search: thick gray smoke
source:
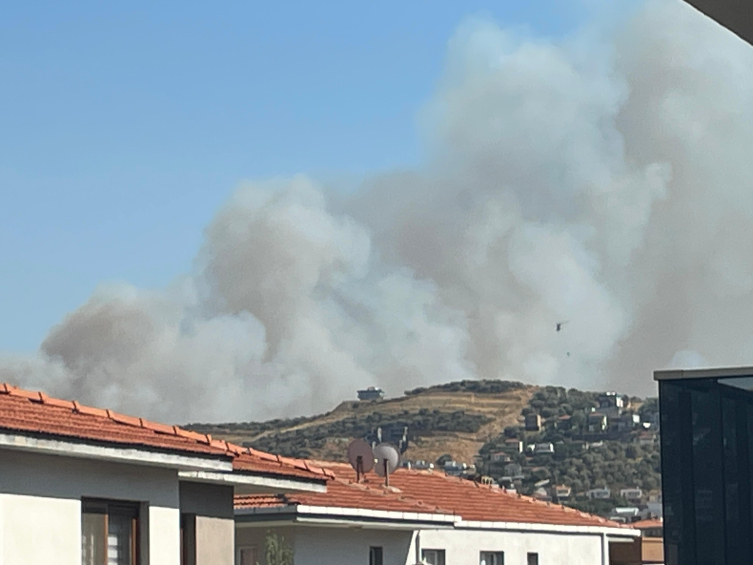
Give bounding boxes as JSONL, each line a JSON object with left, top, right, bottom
{"left": 2, "top": 0, "right": 752, "bottom": 422}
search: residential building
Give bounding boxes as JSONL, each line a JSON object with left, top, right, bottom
{"left": 489, "top": 452, "right": 511, "bottom": 464}
{"left": 597, "top": 392, "right": 625, "bottom": 418}
{"left": 610, "top": 413, "right": 641, "bottom": 433}
{"left": 587, "top": 487, "right": 611, "bottom": 500}
{"left": 619, "top": 487, "right": 643, "bottom": 502}
{"left": 533, "top": 443, "right": 554, "bottom": 455}
{"left": 556, "top": 414, "right": 572, "bottom": 431}
{"left": 236, "top": 462, "right": 638, "bottom": 565}
{"left": 0, "top": 383, "right": 329, "bottom": 565}
{"left": 610, "top": 519, "right": 664, "bottom": 565}
{"left": 587, "top": 413, "right": 607, "bottom": 433}
{"left": 524, "top": 413, "right": 541, "bottom": 432}
{"left": 502, "top": 439, "right": 523, "bottom": 453}
{"left": 636, "top": 432, "right": 657, "bottom": 447}
{"left": 503, "top": 463, "right": 523, "bottom": 478}
{"left": 554, "top": 485, "right": 571, "bottom": 500}
{"left": 357, "top": 387, "right": 385, "bottom": 402}
{"left": 610, "top": 507, "right": 641, "bottom": 523}
{"left": 655, "top": 365, "right": 753, "bottom": 564}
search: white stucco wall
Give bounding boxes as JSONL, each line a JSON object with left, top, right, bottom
{"left": 236, "top": 523, "right": 613, "bottom": 565}
{"left": 417, "top": 527, "right": 605, "bottom": 565}
{"left": 236, "top": 525, "right": 415, "bottom": 565}
{"left": 0, "top": 448, "right": 181, "bottom": 565}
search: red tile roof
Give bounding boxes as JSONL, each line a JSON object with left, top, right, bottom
{"left": 236, "top": 476, "right": 452, "bottom": 515}
{"left": 237, "top": 461, "right": 630, "bottom": 529}
{"left": 633, "top": 518, "right": 663, "bottom": 530}
{"left": 0, "top": 384, "right": 331, "bottom": 482}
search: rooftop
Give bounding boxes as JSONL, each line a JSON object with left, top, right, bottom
{"left": 237, "top": 461, "right": 631, "bottom": 530}
{"left": 0, "top": 383, "right": 332, "bottom": 482}
{"left": 654, "top": 365, "right": 753, "bottom": 381}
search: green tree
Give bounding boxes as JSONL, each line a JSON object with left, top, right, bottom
{"left": 262, "top": 531, "right": 294, "bottom": 565}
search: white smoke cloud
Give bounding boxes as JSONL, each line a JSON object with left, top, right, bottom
{"left": 2, "top": 0, "right": 752, "bottom": 422}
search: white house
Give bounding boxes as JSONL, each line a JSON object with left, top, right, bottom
{"left": 586, "top": 487, "right": 611, "bottom": 500}
{"left": 0, "top": 383, "right": 328, "bottom": 565}
{"left": 236, "top": 462, "right": 638, "bottom": 565}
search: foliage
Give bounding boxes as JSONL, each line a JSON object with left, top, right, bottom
{"left": 241, "top": 409, "right": 493, "bottom": 458}
{"left": 262, "top": 531, "right": 294, "bottom": 565}
{"left": 405, "top": 380, "right": 527, "bottom": 396}
{"left": 478, "top": 387, "right": 661, "bottom": 514}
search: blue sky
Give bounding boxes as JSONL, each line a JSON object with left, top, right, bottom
{"left": 1, "top": 1, "right": 595, "bottom": 353}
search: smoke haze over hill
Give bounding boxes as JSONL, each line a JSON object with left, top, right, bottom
{"left": 2, "top": 0, "right": 753, "bottom": 422}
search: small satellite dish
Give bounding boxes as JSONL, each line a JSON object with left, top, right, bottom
{"left": 347, "top": 439, "right": 374, "bottom": 483}
{"left": 373, "top": 443, "right": 400, "bottom": 486}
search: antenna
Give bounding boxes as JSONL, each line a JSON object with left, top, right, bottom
{"left": 347, "top": 439, "right": 374, "bottom": 483}
{"left": 373, "top": 443, "right": 400, "bottom": 487}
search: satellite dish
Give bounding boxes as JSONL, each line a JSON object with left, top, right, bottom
{"left": 373, "top": 443, "right": 400, "bottom": 486}
{"left": 347, "top": 439, "right": 374, "bottom": 482}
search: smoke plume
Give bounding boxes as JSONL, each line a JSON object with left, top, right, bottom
{"left": 2, "top": 0, "right": 753, "bottom": 422}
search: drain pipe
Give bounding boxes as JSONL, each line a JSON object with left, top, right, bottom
{"left": 601, "top": 532, "right": 608, "bottom": 565}
{"left": 415, "top": 530, "right": 422, "bottom": 565}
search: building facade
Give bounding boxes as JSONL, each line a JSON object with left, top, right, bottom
{"left": 656, "top": 366, "right": 753, "bottom": 565}
{"left": 0, "top": 383, "right": 328, "bottom": 565}
{"left": 236, "top": 462, "right": 638, "bottom": 565}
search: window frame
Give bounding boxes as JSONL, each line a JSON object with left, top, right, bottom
{"left": 527, "top": 552, "right": 539, "bottom": 565}
{"left": 479, "top": 550, "right": 504, "bottom": 565}
{"left": 369, "top": 546, "right": 384, "bottom": 565}
{"left": 422, "top": 548, "right": 446, "bottom": 565}
{"left": 236, "top": 545, "right": 258, "bottom": 565}
{"left": 81, "top": 498, "right": 141, "bottom": 565}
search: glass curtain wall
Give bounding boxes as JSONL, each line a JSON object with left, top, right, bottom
{"left": 660, "top": 378, "right": 753, "bottom": 565}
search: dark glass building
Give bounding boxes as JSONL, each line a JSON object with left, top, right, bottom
{"left": 656, "top": 367, "right": 753, "bottom": 565}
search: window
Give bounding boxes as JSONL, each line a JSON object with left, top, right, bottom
{"left": 369, "top": 546, "right": 383, "bottom": 565}
{"left": 237, "top": 546, "right": 257, "bottom": 565}
{"left": 479, "top": 551, "right": 504, "bottom": 565}
{"left": 181, "top": 514, "right": 196, "bottom": 565}
{"left": 422, "top": 549, "right": 445, "bottom": 565}
{"left": 527, "top": 553, "right": 539, "bottom": 565}
{"left": 82, "top": 499, "right": 140, "bottom": 565}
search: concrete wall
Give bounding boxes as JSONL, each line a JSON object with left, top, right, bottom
{"left": 236, "top": 525, "right": 414, "bottom": 565}
{"left": 417, "top": 528, "right": 605, "bottom": 565}
{"left": 0, "top": 448, "right": 181, "bottom": 565}
{"left": 180, "top": 483, "right": 235, "bottom": 565}
{"left": 237, "top": 523, "right": 611, "bottom": 565}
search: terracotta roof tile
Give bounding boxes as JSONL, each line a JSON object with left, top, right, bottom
{"left": 236, "top": 476, "right": 453, "bottom": 515}
{"left": 239, "top": 461, "right": 629, "bottom": 529}
{"left": 0, "top": 383, "right": 329, "bottom": 483}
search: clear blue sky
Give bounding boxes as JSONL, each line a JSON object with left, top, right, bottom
{"left": 1, "top": 1, "right": 594, "bottom": 353}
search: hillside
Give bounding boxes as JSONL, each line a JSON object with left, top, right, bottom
{"left": 187, "top": 380, "right": 661, "bottom": 515}
{"left": 188, "top": 380, "right": 534, "bottom": 464}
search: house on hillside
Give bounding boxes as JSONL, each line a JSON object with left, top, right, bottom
{"left": 587, "top": 413, "right": 608, "bottom": 433}
{"left": 554, "top": 485, "right": 572, "bottom": 500}
{"left": 597, "top": 392, "right": 626, "bottom": 418}
{"left": 235, "top": 462, "right": 638, "bottom": 565}
{"left": 610, "top": 413, "right": 641, "bottom": 433}
{"left": 357, "top": 387, "right": 385, "bottom": 402}
{"left": 533, "top": 443, "right": 554, "bottom": 455}
{"left": 587, "top": 487, "right": 611, "bottom": 500}
{"left": 620, "top": 487, "right": 643, "bottom": 502}
{"left": 524, "top": 413, "right": 542, "bottom": 431}
{"left": 0, "top": 383, "right": 328, "bottom": 565}
{"left": 637, "top": 432, "right": 657, "bottom": 447}
{"left": 490, "top": 451, "right": 511, "bottom": 464}
{"left": 502, "top": 439, "right": 523, "bottom": 453}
